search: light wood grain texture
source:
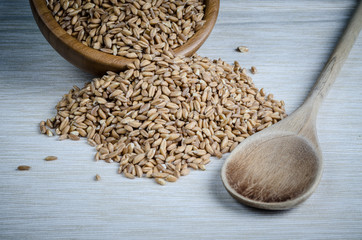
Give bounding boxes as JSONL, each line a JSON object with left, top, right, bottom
{"left": 1, "top": 0, "right": 362, "bottom": 239}
{"left": 29, "top": 0, "right": 219, "bottom": 76}
{"left": 222, "top": 2, "right": 362, "bottom": 210}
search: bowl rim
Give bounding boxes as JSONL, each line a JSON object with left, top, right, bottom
{"left": 30, "top": 0, "right": 220, "bottom": 75}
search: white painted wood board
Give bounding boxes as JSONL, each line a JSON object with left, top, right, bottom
{"left": 0, "top": 1, "right": 361, "bottom": 239}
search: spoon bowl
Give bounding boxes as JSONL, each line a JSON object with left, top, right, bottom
{"left": 221, "top": 3, "right": 362, "bottom": 210}
{"left": 221, "top": 122, "right": 323, "bottom": 210}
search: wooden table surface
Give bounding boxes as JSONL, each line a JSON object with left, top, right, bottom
{"left": 1, "top": 1, "right": 361, "bottom": 239}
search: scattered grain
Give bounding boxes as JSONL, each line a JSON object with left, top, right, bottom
{"left": 237, "top": 46, "right": 249, "bottom": 53}
{"left": 17, "top": 165, "right": 31, "bottom": 171}
{"left": 251, "top": 66, "right": 257, "bottom": 74}
{"left": 44, "top": 156, "right": 58, "bottom": 161}
{"left": 95, "top": 174, "right": 101, "bottom": 181}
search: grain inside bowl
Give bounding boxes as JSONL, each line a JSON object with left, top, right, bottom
{"left": 40, "top": 53, "right": 287, "bottom": 185}
{"left": 46, "top": 0, "right": 206, "bottom": 58}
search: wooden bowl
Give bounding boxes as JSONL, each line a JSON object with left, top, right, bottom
{"left": 29, "top": 0, "right": 220, "bottom": 76}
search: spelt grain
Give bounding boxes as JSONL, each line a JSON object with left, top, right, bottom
{"left": 17, "top": 165, "right": 31, "bottom": 171}
{"left": 251, "top": 66, "right": 257, "bottom": 74}
{"left": 238, "top": 46, "right": 249, "bottom": 53}
{"left": 155, "top": 178, "right": 166, "bottom": 185}
{"left": 40, "top": 53, "right": 287, "bottom": 185}
{"left": 44, "top": 156, "right": 58, "bottom": 161}
{"left": 95, "top": 174, "right": 101, "bottom": 181}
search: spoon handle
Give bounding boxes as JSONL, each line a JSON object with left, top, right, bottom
{"left": 307, "top": 2, "right": 362, "bottom": 109}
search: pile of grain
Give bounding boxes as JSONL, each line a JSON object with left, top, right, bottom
{"left": 40, "top": 53, "right": 286, "bottom": 184}
{"left": 46, "top": 0, "right": 205, "bottom": 57}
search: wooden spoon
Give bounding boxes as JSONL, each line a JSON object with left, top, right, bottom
{"left": 221, "top": 3, "right": 362, "bottom": 210}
